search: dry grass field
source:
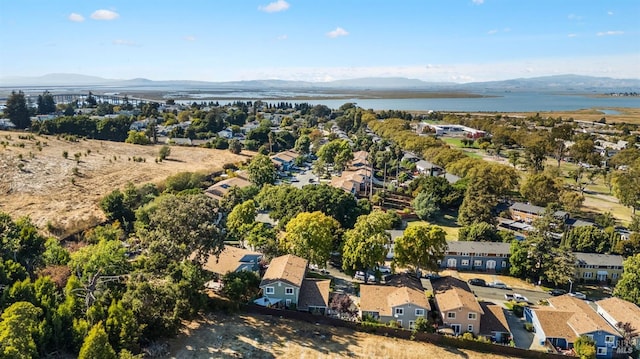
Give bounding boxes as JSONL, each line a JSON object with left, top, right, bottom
{"left": 0, "top": 130, "right": 250, "bottom": 237}
{"left": 165, "top": 313, "right": 518, "bottom": 359}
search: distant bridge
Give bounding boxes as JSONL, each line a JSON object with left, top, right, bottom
{"left": 49, "top": 93, "right": 161, "bottom": 106}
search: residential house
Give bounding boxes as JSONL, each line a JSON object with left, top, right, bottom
{"left": 270, "top": 150, "right": 300, "bottom": 171}
{"left": 359, "top": 275, "right": 430, "bottom": 330}
{"left": 479, "top": 301, "right": 512, "bottom": 344}
{"left": 330, "top": 168, "right": 369, "bottom": 196}
{"left": 258, "top": 254, "right": 330, "bottom": 313}
{"left": 217, "top": 128, "right": 233, "bottom": 139}
{"left": 415, "top": 160, "right": 443, "bottom": 176}
{"left": 201, "top": 246, "right": 262, "bottom": 278}
{"left": 433, "top": 277, "right": 484, "bottom": 336}
{"left": 596, "top": 297, "right": 640, "bottom": 353}
{"left": 509, "top": 202, "right": 569, "bottom": 224}
{"left": 525, "top": 295, "right": 621, "bottom": 358}
{"left": 440, "top": 241, "right": 511, "bottom": 272}
{"left": 574, "top": 252, "right": 624, "bottom": 284}
{"left": 204, "top": 171, "right": 252, "bottom": 201}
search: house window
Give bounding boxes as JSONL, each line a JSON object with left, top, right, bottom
{"left": 409, "top": 321, "right": 416, "bottom": 330}
{"left": 447, "top": 312, "right": 456, "bottom": 319}
{"left": 597, "top": 347, "right": 607, "bottom": 355}
{"left": 265, "top": 287, "right": 274, "bottom": 295}
{"left": 395, "top": 308, "right": 404, "bottom": 316}
{"left": 397, "top": 320, "right": 402, "bottom": 327}
{"left": 605, "top": 335, "right": 615, "bottom": 344}
{"left": 468, "top": 313, "right": 477, "bottom": 320}
{"left": 467, "top": 324, "right": 473, "bottom": 332}
{"left": 474, "top": 260, "right": 482, "bottom": 267}
{"left": 584, "top": 272, "right": 593, "bottom": 278}
{"left": 415, "top": 309, "right": 425, "bottom": 316}
{"left": 285, "top": 287, "right": 294, "bottom": 295}
{"left": 285, "top": 299, "right": 291, "bottom": 307}
{"left": 461, "top": 260, "right": 470, "bottom": 266}
{"left": 612, "top": 273, "right": 619, "bottom": 279}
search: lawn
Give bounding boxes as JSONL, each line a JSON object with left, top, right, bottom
{"left": 406, "top": 213, "right": 461, "bottom": 241}
{"left": 442, "top": 137, "right": 478, "bottom": 149}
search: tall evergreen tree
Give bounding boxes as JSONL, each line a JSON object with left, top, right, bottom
{"left": 4, "top": 91, "right": 31, "bottom": 129}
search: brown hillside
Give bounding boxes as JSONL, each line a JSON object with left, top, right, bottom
{"left": 0, "top": 130, "right": 250, "bottom": 237}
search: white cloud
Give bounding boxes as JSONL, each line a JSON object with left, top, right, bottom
{"left": 568, "top": 33, "right": 577, "bottom": 38}
{"left": 567, "top": 13, "right": 583, "bottom": 20}
{"left": 91, "top": 9, "right": 120, "bottom": 21}
{"left": 112, "top": 39, "right": 138, "bottom": 46}
{"left": 184, "top": 35, "right": 196, "bottom": 42}
{"left": 327, "top": 27, "right": 349, "bottom": 38}
{"left": 68, "top": 13, "right": 84, "bottom": 22}
{"left": 258, "top": 0, "right": 290, "bottom": 13}
{"left": 472, "top": 0, "right": 484, "bottom": 4}
{"left": 607, "top": 11, "right": 614, "bottom": 15}
{"left": 487, "top": 29, "right": 498, "bottom": 35}
{"left": 597, "top": 31, "right": 624, "bottom": 36}
{"left": 277, "top": 34, "right": 288, "bottom": 40}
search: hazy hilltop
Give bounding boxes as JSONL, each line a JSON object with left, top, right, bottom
{"left": 1, "top": 73, "right": 639, "bottom": 93}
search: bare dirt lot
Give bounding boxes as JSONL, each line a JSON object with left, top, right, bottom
{"left": 166, "top": 313, "right": 517, "bottom": 359}
{"left": 0, "top": 130, "right": 250, "bottom": 237}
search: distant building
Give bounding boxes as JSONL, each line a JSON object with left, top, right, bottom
{"left": 440, "top": 241, "right": 511, "bottom": 272}
{"left": 574, "top": 252, "right": 623, "bottom": 284}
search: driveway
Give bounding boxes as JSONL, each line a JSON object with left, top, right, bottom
{"left": 292, "top": 169, "right": 318, "bottom": 189}
{"left": 503, "top": 309, "right": 547, "bottom": 351}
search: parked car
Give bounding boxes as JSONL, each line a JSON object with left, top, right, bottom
{"left": 378, "top": 265, "right": 392, "bottom": 274}
{"left": 424, "top": 272, "right": 441, "bottom": 280}
{"left": 548, "top": 288, "right": 567, "bottom": 296}
{"left": 569, "top": 292, "right": 587, "bottom": 300}
{"left": 488, "top": 281, "right": 510, "bottom": 290}
{"left": 354, "top": 271, "right": 375, "bottom": 282}
{"left": 468, "top": 278, "right": 487, "bottom": 287}
{"left": 504, "top": 293, "right": 528, "bottom": 302}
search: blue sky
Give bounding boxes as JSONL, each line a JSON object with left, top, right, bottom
{"left": 1, "top": 0, "right": 638, "bottom": 83}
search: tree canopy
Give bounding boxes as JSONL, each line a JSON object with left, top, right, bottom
{"left": 393, "top": 224, "right": 447, "bottom": 275}
{"left": 613, "top": 254, "right": 640, "bottom": 305}
{"left": 281, "top": 211, "right": 340, "bottom": 266}
{"left": 341, "top": 211, "right": 393, "bottom": 276}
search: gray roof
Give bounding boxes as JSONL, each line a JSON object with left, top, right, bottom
{"left": 574, "top": 253, "right": 623, "bottom": 267}
{"left": 443, "top": 173, "right": 461, "bottom": 184}
{"left": 509, "top": 202, "right": 545, "bottom": 215}
{"left": 445, "top": 241, "right": 511, "bottom": 256}
{"left": 415, "top": 160, "right": 439, "bottom": 170}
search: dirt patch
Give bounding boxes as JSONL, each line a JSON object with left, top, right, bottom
{"left": 165, "top": 313, "right": 516, "bottom": 359}
{"left": 0, "top": 130, "right": 250, "bottom": 237}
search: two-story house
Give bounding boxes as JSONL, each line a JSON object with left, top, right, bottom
{"left": 202, "top": 246, "right": 262, "bottom": 278}
{"left": 359, "top": 275, "right": 430, "bottom": 330}
{"left": 574, "top": 252, "right": 624, "bottom": 284}
{"left": 270, "top": 150, "right": 300, "bottom": 171}
{"left": 258, "top": 254, "right": 330, "bottom": 313}
{"left": 439, "top": 241, "right": 511, "bottom": 273}
{"left": 525, "top": 295, "right": 621, "bottom": 358}
{"left": 596, "top": 297, "right": 640, "bottom": 354}
{"left": 433, "top": 277, "right": 484, "bottom": 336}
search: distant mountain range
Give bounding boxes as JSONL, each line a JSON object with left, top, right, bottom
{"left": 1, "top": 73, "right": 639, "bottom": 92}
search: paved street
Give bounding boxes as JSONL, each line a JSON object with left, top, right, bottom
{"left": 469, "top": 284, "right": 552, "bottom": 305}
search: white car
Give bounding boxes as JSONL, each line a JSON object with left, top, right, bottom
{"left": 489, "top": 281, "right": 510, "bottom": 290}
{"left": 378, "top": 265, "right": 392, "bottom": 274}
{"left": 354, "top": 271, "right": 375, "bottom": 282}
{"left": 569, "top": 292, "right": 587, "bottom": 300}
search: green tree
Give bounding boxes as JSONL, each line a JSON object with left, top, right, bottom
{"left": 226, "top": 200, "right": 257, "bottom": 242}
{"left": 4, "top": 91, "right": 31, "bottom": 129}
{"left": 341, "top": 211, "right": 393, "bottom": 277}
{"left": 164, "top": 171, "right": 205, "bottom": 193}
{"left": 393, "top": 224, "right": 447, "bottom": 276}
{"left": 613, "top": 254, "right": 640, "bottom": 305}
{"left": 574, "top": 335, "right": 596, "bottom": 359}
{"left": 612, "top": 160, "right": 640, "bottom": 214}
{"left": 317, "top": 139, "right": 353, "bottom": 171}
{"left": 247, "top": 154, "right": 277, "bottom": 187}
{"left": 158, "top": 145, "right": 171, "bottom": 160}
{"left": 229, "top": 139, "right": 242, "bottom": 154}
{"left": 105, "top": 300, "right": 140, "bottom": 353}
{"left": 545, "top": 251, "right": 576, "bottom": 287}
{"left": 413, "top": 191, "right": 439, "bottom": 220}
{"left": 42, "top": 237, "right": 71, "bottom": 266}
{"left": 136, "top": 193, "right": 225, "bottom": 271}
{"left": 79, "top": 323, "right": 117, "bottom": 359}
{"left": 520, "top": 173, "right": 563, "bottom": 207}
{"left": 458, "top": 222, "right": 500, "bottom": 242}
{"left": 37, "top": 91, "right": 56, "bottom": 115}
{"left": 294, "top": 134, "right": 311, "bottom": 155}
{"left": 125, "top": 131, "right": 150, "bottom": 145}
{"left": 221, "top": 271, "right": 261, "bottom": 302}
{"left": 559, "top": 191, "right": 584, "bottom": 213}
{"left": 282, "top": 211, "right": 340, "bottom": 266}
{"left": 0, "top": 301, "right": 42, "bottom": 359}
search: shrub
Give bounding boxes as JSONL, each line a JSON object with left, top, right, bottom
{"left": 524, "top": 322, "right": 534, "bottom": 332}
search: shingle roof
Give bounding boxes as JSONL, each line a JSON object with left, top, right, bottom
{"left": 548, "top": 295, "right": 619, "bottom": 336}
{"left": 298, "top": 279, "right": 331, "bottom": 311}
{"left": 260, "top": 254, "right": 308, "bottom": 288}
{"left": 479, "top": 302, "right": 510, "bottom": 336}
{"left": 532, "top": 308, "right": 575, "bottom": 340}
{"left": 359, "top": 284, "right": 430, "bottom": 316}
{"left": 435, "top": 287, "right": 484, "bottom": 314}
{"left": 509, "top": 202, "right": 545, "bottom": 215}
{"left": 202, "top": 246, "right": 262, "bottom": 275}
{"left": 574, "top": 252, "right": 624, "bottom": 267}
{"left": 596, "top": 297, "right": 640, "bottom": 336}
{"left": 445, "top": 241, "right": 511, "bottom": 256}
{"left": 205, "top": 174, "right": 252, "bottom": 201}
